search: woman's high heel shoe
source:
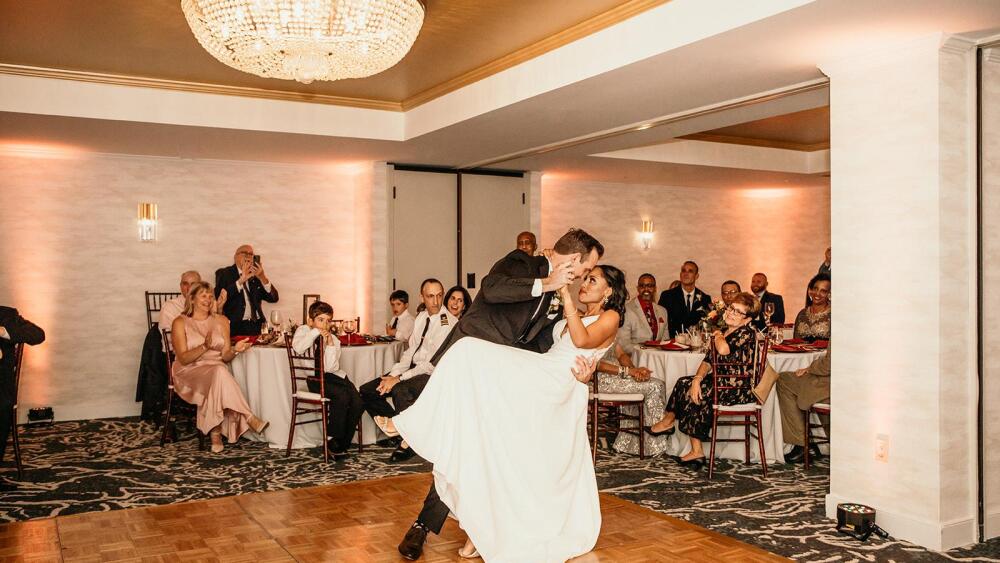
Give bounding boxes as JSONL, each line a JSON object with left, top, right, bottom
{"left": 643, "top": 424, "right": 675, "bottom": 437}
{"left": 458, "top": 543, "right": 480, "bottom": 559}
{"left": 374, "top": 416, "right": 399, "bottom": 438}
{"left": 679, "top": 456, "right": 705, "bottom": 470}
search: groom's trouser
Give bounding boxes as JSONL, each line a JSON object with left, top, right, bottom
{"left": 418, "top": 484, "right": 451, "bottom": 534}
{"left": 359, "top": 373, "right": 430, "bottom": 418}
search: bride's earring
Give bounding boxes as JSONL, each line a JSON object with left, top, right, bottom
{"left": 602, "top": 295, "right": 610, "bottom": 306}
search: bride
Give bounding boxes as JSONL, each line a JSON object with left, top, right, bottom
{"left": 376, "top": 264, "right": 627, "bottom": 563}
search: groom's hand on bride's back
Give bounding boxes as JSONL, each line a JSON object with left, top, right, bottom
{"left": 571, "top": 355, "right": 598, "bottom": 384}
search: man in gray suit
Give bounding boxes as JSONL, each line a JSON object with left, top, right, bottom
{"left": 777, "top": 346, "right": 831, "bottom": 463}
{"left": 619, "top": 273, "right": 668, "bottom": 354}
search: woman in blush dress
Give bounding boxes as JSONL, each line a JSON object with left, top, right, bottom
{"left": 171, "top": 282, "right": 268, "bottom": 453}
{"left": 376, "top": 265, "right": 628, "bottom": 563}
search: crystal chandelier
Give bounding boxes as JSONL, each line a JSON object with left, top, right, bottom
{"left": 181, "top": 0, "right": 425, "bottom": 84}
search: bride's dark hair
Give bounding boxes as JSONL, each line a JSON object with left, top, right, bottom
{"left": 596, "top": 264, "right": 628, "bottom": 327}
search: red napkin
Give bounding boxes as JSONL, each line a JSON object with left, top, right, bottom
{"left": 771, "top": 344, "right": 807, "bottom": 353}
{"left": 660, "top": 341, "right": 690, "bottom": 351}
{"left": 642, "top": 340, "right": 661, "bottom": 347}
{"left": 810, "top": 340, "right": 829, "bottom": 349}
{"left": 232, "top": 335, "right": 259, "bottom": 345}
{"left": 783, "top": 338, "right": 806, "bottom": 345}
{"left": 338, "top": 334, "right": 368, "bottom": 345}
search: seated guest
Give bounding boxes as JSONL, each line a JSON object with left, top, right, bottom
{"left": 516, "top": 231, "right": 538, "bottom": 255}
{"left": 668, "top": 279, "right": 681, "bottom": 290}
{"left": 361, "top": 278, "right": 458, "bottom": 461}
{"left": 171, "top": 282, "right": 267, "bottom": 453}
{"left": 620, "top": 273, "right": 668, "bottom": 353}
{"left": 386, "top": 290, "right": 415, "bottom": 342}
{"left": 652, "top": 293, "right": 761, "bottom": 469}
{"left": 444, "top": 286, "right": 471, "bottom": 319}
{"left": 215, "top": 244, "right": 279, "bottom": 336}
{"left": 794, "top": 273, "right": 831, "bottom": 341}
{"left": 596, "top": 343, "right": 668, "bottom": 457}
{"left": 159, "top": 271, "right": 205, "bottom": 335}
{"left": 706, "top": 280, "right": 741, "bottom": 331}
{"left": 0, "top": 306, "right": 45, "bottom": 492}
{"left": 658, "top": 261, "right": 712, "bottom": 337}
{"left": 777, "top": 346, "right": 831, "bottom": 463}
{"left": 750, "top": 272, "right": 785, "bottom": 326}
{"left": 293, "top": 301, "right": 364, "bottom": 461}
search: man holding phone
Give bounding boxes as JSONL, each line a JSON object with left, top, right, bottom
{"left": 215, "top": 244, "right": 280, "bottom": 336}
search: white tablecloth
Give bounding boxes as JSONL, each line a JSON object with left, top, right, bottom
{"left": 230, "top": 341, "right": 404, "bottom": 449}
{"left": 632, "top": 347, "right": 825, "bottom": 463}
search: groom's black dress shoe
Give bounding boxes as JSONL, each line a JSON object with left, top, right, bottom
{"left": 398, "top": 521, "right": 429, "bottom": 560}
{"left": 390, "top": 445, "right": 417, "bottom": 462}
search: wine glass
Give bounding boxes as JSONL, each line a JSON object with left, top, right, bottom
{"left": 270, "top": 310, "right": 283, "bottom": 334}
{"left": 343, "top": 319, "right": 357, "bottom": 346}
{"left": 769, "top": 325, "right": 784, "bottom": 345}
{"left": 763, "top": 302, "right": 775, "bottom": 326}
{"left": 331, "top": 319, "right": 343, "bottom": 336}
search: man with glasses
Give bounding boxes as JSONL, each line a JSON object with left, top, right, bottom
{"left": 215, "top": 244, "right": 279, "bottom": 336}
{"left": 619, "top": 273, "right": 668, "bottom": 353}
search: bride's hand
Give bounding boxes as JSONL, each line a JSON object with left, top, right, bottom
{"left": 572, "top": 355, "right": 597, "bottom": 384}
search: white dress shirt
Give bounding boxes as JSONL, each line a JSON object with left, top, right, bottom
{"left": 388, "top": 309, "right": 458, "bottom": 380}
{"left": 158, "top": 296, "right": 187, "bottom": 335}
{"left": 235, "top": 275, "right": 273, "bottom": 321}
{"left": 292, "top": 325, "right": 346, "bottom": 377}
{"left": 390, "top": 308, "right": 416, "bottom": 342}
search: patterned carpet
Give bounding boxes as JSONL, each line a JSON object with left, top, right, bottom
{"left": 1, "top": 418, "right": 999, "bottom": 562}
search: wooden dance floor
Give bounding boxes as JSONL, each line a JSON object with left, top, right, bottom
{"left": 0, "top": 473, "right": 785, "bottom": 562}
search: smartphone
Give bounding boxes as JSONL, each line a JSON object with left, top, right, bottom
{"left": 253, "top": 254, "right": 261, "bottom": 265}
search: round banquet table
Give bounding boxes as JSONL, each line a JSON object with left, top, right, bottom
{"left": 632, "top": 347, "right": 826, "bottom": 463}
{"left": 230, "top": 340, "right": 405, "bottom": 449}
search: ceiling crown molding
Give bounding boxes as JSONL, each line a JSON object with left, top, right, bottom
{"left": 0, "top": 63, "right": 403, "bottom": 111}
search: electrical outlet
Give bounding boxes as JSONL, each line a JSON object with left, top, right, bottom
{"left": 875, "top": 434, "right": 889, "bottom": 463}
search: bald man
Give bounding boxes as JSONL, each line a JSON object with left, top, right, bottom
{"left": 516, "top": 231, "right": 537, "bottom": 255}
{"left": 158, "top": 270, "right": 201, "bottom": 335}
{"left": 215, "top": 244, "right": 279, "bottom": 336}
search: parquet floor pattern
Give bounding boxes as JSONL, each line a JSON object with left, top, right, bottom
{"left": 0, "top": 473, "right": 786, "bottom": 562}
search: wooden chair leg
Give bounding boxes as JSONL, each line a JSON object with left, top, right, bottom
{"left": 744, "top": 415, "right": 751, "bottom": 463}
{"left": 708, "top": 411, "right": 719, "bottom": 479}
{"left": 321, "top": 401, "right": 330, "bottom": 463}
{"left": 286, "top": 399, "right": 297, "bottom": 457}
{"left": 356, "top": 417, "right": 364, "bottom": 453}
{"left": 638, "top": 403, "right": 645, "bottom": 460}
{"left": 160, "top": 388, "right": 174, "bottom": 447}
{"left": 803, "top": 409, "right": 811, "bottom": 469}
{"left": 12, "top": 406, "right": 23, "bottom": 480}
{"left": 755, "top": 414, "right": 768, "bottom": 478}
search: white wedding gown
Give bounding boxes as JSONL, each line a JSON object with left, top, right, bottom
{"left": 394, "top": 316, "right": 608, "bottom": 563}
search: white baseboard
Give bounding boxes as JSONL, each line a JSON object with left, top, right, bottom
{"left": 825, "top": 493, "right": 977, "bottom": 551}
{"left": 986, "top": 511, "right": 1000, "bottom": 540}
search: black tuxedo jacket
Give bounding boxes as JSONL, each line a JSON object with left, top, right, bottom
{"left": 431, "top": 250, "right": 556, "bottom": 365}
{"left": 657, "top": 285, "right": 712, "bottom": 338}
{"left": 214, "top": 265, "right": 279, "bottom": 326}
{"left": 755, "top": 291, "right": 786, "bottom": 328}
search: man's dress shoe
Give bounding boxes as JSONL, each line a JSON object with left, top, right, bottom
{"left": 398, "top": 522, "right": 428, "bottom": 560}
{"left": 390, "top": 445, "right": 417, "bottom": 462}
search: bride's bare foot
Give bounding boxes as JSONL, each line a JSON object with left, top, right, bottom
{"left": 458, "top": 537, "right": 479, "bottom": 559}
{"left": 373, "top": 416, "right": 399, "bottom": 437}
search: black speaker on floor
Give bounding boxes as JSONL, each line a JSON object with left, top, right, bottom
{"left": 26, "top": 406, "right": 54, "bottom": 427}
{"left": 836, "top": 503, "right": 889, "bottom": 541}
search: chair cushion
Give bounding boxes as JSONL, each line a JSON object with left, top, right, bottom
{"left": 293, "top": 391, "right": 324, "bottom": 401}
{"left": 811, "top": 402, "right": 831, "bottom": 412}
{"left": 713, "top": 402, "right": 760, "bottom": 412}
{"left": 595, "top": 393, "right": 645, "bottom": 402}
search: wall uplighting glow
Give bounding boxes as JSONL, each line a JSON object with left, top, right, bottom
{"left": 639, "top": 219, "right": 654, "bottom": 250}
{"left": 137, "top": 203, "right": 158, "bottom": 242}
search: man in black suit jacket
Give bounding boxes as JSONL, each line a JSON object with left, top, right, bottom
{"left": 397, "top": 228, "right": 604, "bottom": 561}
{"left": 750, "top": 272, "right": 786, "bottom": 327}
{"left": 0, "top": 306, "right": 45, "bottom": 491}
{"left": 215, "top": 244, "right": 279, "bottom": 336}
{"left": 657, "top": 260, "right": 712, "bottom": 338}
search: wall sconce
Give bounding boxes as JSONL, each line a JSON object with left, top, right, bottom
{"left": 639, "top": 220, "right": 654, "bottom": 250}
{"left": 138, "top": 203, "right": 158, "bottom": 242}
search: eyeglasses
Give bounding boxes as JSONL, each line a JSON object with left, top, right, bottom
{"left": 725, "top": 306, "right": 748, "bottom": 318}
{"left": 721, "top": 289, "right": 739, "bottom": 296}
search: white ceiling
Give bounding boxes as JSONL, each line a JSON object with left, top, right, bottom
{"left": 1, "top": 0, "right": 998, "bottom": 189}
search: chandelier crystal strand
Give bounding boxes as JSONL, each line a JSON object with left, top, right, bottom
{"left": 181, "top": 0, "right": 424, "bottom": 84}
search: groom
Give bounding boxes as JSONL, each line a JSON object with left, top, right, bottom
{"left": 397, "top": 227, "right": 605, "bottom": 560}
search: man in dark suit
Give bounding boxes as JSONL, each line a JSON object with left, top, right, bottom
{"left": 750, "top": 272, "right": 786, "bottom": 327}
{"left": 0, "top": 306, "right": 45, "bottom": 491}
{"left": 396, "top": 228, "right": 604, "bottom": 561}
{"left": 657, "top": 260, "right": 712, "bottom": 338}
{"left": 215, "top": 244, "right": 279, "bottom": 336}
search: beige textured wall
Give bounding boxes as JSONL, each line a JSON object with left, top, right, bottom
{"left": 540, "top": 178, "right": 830, "bottom": 309}
{"left": 982, "top": 49, "right": 1000, "bottom": 540}
{"left": 0, "top": 151, "right": 369, "bottom": 422}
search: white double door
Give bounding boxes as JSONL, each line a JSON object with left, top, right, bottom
{"left": 390, "top": 168, "right": 530, "bottom": 303}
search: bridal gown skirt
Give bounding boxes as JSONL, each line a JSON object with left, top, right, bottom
{"left": 394, "top": 337, "right": 601, "bottom": 563}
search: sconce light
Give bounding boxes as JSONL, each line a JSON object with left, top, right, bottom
{"left": 138, "top": 203, "right": 158, "bottom": 242}
{"left": 639, "top": 220, "right": 654, "bottom": 250}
